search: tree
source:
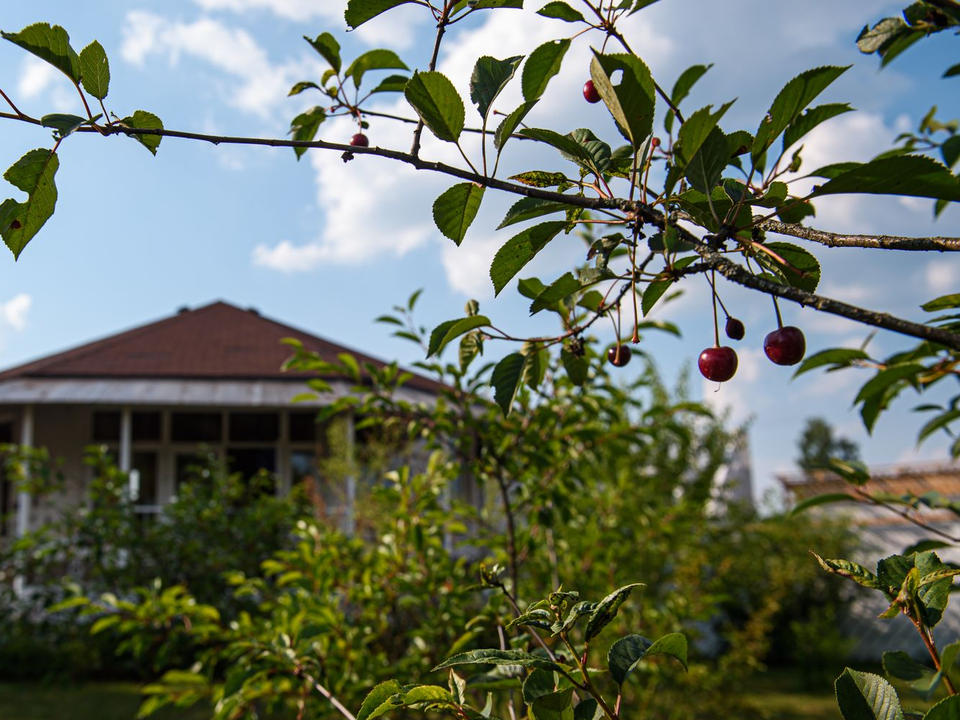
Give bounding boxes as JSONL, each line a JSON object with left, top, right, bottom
{"left": 1, "top": 2, "right": 960, "bottom": 719}
{"left": 796, "top": 417, "right": 860, "bottom": 472}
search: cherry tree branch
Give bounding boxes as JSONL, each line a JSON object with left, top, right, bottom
{"left": 761, "top": 220, "right": 960, "bottom": 252}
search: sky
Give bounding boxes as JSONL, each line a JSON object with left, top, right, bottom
{"left": 0, "top": 0, "right": 958, "bottom": 500}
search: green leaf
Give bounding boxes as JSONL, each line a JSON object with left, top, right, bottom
{"left": 684, "top": 127, "right": 728, "bottom": 193}
{"left": 522, "top": 40, "right": 571, "bottom": 103}
{"left": 585, "top": 583, "right": 643, "bottom": 641}
{"left": 47, "top": 596, "right": 91, "bottom": 613}
{"left": 79, "top": 40, "right": 109, "bottom": 99}
{"left": 537, "top": 2, "right": 584, "bottom": 22}
{"left": 530, "top": 273, "right": 579, "bottom": 314}
{"left": 427, "top": 316, "right": 490, "bottom": 357}
{"left": 289, "top": 81, "right": 321, "bottom": 96}
{"left": 491, "top": 353, "right": 526, "bottom": 416}
{"left": 589, "top": 51, "right": 655, "bottom": 149}
{"left": 370, "top": 74, "right": 409, "bottom": 94}
{"left": 676, "top": 102, "right": 734, "bottom": 167}
{"left": 495, "top": 101, "right": 537, "bottom": 152}
{"left": 523, "top": 669, "right": 559, "bottom": 704}
{"left": 289, "top": 107, "right": 326, "bottom": 159}
{"left": 120, "top": 110, "right": 164, "bottom": 155}
{"left": 304, "top": 33, "right": 341, "bottom": 71}
{"left": 345, "top": 0, "right": 417, "bottom": 29}
{"left": 490, "top": 221, "right": 567, "bottom": 295}
{"left": 561, "top": 348, "right": 588, "bottom": 386}
{"left": 793, "top": 348, "right": 869, "bottom": 378}
{"left": 645, "top": 633, "right": 688, "bottom": 671}
{"left": 404, "top": 71, "right": 465, "bottom": 143}
{"left": 41, "top": 113, "right": 91, "bottom": 138}
{"left": 641, "top": 257, "right": 696, "bottom": 315}
{"left": 471, "top": 55, "right": 522, "bottom": 122}
{"left": 459, "top": 332, "right": 482, "bottom": 372}
{"left": 813, "top": 554, "right": 882, "bottom": 590}
{"left": 529, "top": 689, "right": 574, "bottom": 720}
{"left": 434, "top": 183, "right": 485, "bottom": 245}
{"left": 1, "top": 23, "right": 80, "bottom": 82}
{"left": 756, "top": 241, "right": 821, "bottom": 293}
{"left": 509, "top": 170, "right": 568, "bottom": 188}
{"left": 942, "top": 137, "right": 960, "bottom": 171}
{"left": 783, "top": 103, "right": 853, "bottom": 151}
{"left": 835, "top": 668, "right": 904, "bottom": 720}
{"left": 434, "top": 649, "right": 565, "bottom": 673}
{"left": 918, "top": 409, "right": 960, "bottom": 445}
{"left": 789, "top": 492, "right": 853, "bottom": 516}
{"left": 925, "top": 696, "right": 960, "bottom": 720}
{"left": 945, "top": 63, "right": 960, "bottom": 79}
{"left": 814, "top": 156, "right": 960, "bottom": 203}
{"left": 363, "top": 685, "right": 456, "bottom": 720}
{"left": 854, "top": 364, "right": 923, "bottom": 406}
{"left": 346, "top": 49, "right": 409, "bottom": 89}
{"left": 498, "top": 197, "right": 571, "bottom": 230}
{"left": 664, "top": 63, "right": 712, "bottom": 134}
{"left": 753, "top": 66, "right": 850, "bottom": 160}
{"left": 573, "top": 700, "right": 601, "bottom": 720}
{"left": 0, "top": 148, "right": 59, "bottom": 260}
{"left": 923, "top": 294, "right": 960, "bottom": 312}
{"left": 608, "top": 635, "right": 653, "bottom": 685}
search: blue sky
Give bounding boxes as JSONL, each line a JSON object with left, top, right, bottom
{"left": 0, "top": 0, "right": 958, "bottom": 498}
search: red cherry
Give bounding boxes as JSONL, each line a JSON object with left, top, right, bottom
{"left": 764, "top": 326, "right": 806, "bottom": 366}
{"left": 350, "top": 133, "right": 369, "bottom": 147}
{"left": 725, "top": 317, "right": 745, "bottom": 341}
{"left": 583, "top": 80, "right": 601, "bottom": 104}
{"left": 698, "top": 346, "right": 738, "bottom": 383}
{"left": 607, "top": 345, "right": 632, "bottom": 367}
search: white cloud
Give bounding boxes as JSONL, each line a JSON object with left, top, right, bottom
{"left": 120, "top": 11, "right": 318, "bottom": 119}
{"left": 192, "top": 0, "right": 345, "bottom": 21}
{"left": 0, "top": 294, "right": 31, "bottom": 331}
{"left": 17, "top": 57, "right": 57, "bottom": 99}
{"left": 926, "top": 260, "right": 959, "bottom": 295}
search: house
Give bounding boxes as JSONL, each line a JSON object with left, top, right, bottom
{"left": 0, "top": 301, "right": 445, "bottom": 538}
{"left": 779, "top": 462, "right": 960, "bottom": 661}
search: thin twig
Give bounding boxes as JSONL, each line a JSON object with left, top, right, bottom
{"left": 761, "top": 220, "right": 960, "bottom": 252}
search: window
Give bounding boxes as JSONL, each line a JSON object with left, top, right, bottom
{"left": 171, "top": 412, "right": 222, "bottom": 442}
{"left": 93, "top": 411, "right": 161, "bottom": 442}
{"left": 289, "top": 412, "right": 318, "bottom": 442}
{"left": 92, "top": 411, "right": 120, "bottom": 442}
{"left": 229, "top": 413, "right": 278, "bottom": 442}
{"left": 131, "top": 451, "right": 159, "bottom": 506}
{"left": 132, "top": 412, "right": 161, "bottom": 442}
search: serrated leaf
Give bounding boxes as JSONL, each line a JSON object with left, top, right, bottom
{"left": 783, "top": 103, "right": 853, "bottom": 151}
{"left": 754, "top": 66, "right": 850, "bottom": 160}
{"left": 664, "top": 63, "right": 712, "bottom": 134}
{"left": 835, "top": 668, "right": 904, "bottom": 720}
{"left": 41, "top": 113, "right": 90, "bottom": 138}
{"left": 1, "top": 23, "right": 80, "bottom": 82}
{"left": 813, "top": 554, "right": 881, "bottom": 589}
{"left": 289, "top": 107, "right": 326, "bottom": 159}
{"left": 491, "top": 353, "right": 526, "bottom": 416}
{"left": 922, "top": 294, "right": 960, "bottom": 312}
{"left": 537, "top": 2, "right": 584, "bottom": 22}
{"left": 585, "top": 583, "right": 643, "bottom": 641}
{"left": 434, "top": 649, "right": 565, "bottom": 673}
{"left": 498, "top": 197, "right": 571, "bottom": 230}
{"left": 523, "top": 668, "right": 558, "bottom": 704}
{"left": 684, "top": 126, "right": 728, "bottom": 193}
{"left": 471, "top": 55, "right": 522, "bottom": 122}
{"left": 530, "top": 689, "right": 574, "bottom": 720}
{"left": 0, "top": 148, "right": 59, "bottom": 260}
{"left": 346, "top": 49, "right": 408, "bottom": 89}
{"left": 370, "top": 74, "right": 409, "bottom": 94}
{"left": 813, "top": 155, "right": 960, "bottom": 203}
{"left": 434, "top": 183, "right": 485, "bottom": 245}
{"left": 120, "top": 110, "right": 164, "bottom": 155}
{"left": 522, "top": 39, "right": 570, "bottom": 102}
{"left": 676, "top": 102, "right": 734, "bottom": 167}
{"left": 756, "top": 241, "right": 821, "bottom": 293}
{"left": 404, "top": 71, "right": 465, "bottom": 143}
{"left": 645, "top": 633, "right": 688, "bottom": 671}
{"left": 561, "top": 348, "right": 588, "bottom": 386}
{"left": 789, "top": 492, "right": 854, "bottom": 516}
{"left": 590, "top": 51, "right": 655, "bottom": 149}
{"left": 509, "top": 170, "right": 567, "bottom": 188}
{"left": 854, "top": 364, "right": 923, "bottom": 406}
{"left": 304, "top": 32, "right": 341, "bottom": 71}
{"left": 530, "top": 273, "right": 579, "bottom": 314}
{"left": 345, "top": 0, "right": 417, "bottom": 29}
{"left": 495, "top": 101, "right": 537, "bottom": 152}
{"left": 428, "top": 316, "right": 490, "bottom": 357}
{"left": 607, "top": 635, "right": 653, "bottom": 685}
{"left": 289, "top": 81, "right": 321, "bottom": 96}
{"left": 925, "top": 696, "right": 960, "bottom": 720}
{"left": 490, "top": 221, "right": 567, "bottom": 295}
{"left": 79, "top": 40, "right": 109, "bottom": 99}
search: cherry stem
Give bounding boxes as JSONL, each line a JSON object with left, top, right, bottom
{"left": 706, "top": 272, "right": 731, "bottom": 319}
{"left": 772, "top": 295, "right": 784, "bottom": 329}
{"left": 711, "top": 270, "right": 720, "bottom": 347}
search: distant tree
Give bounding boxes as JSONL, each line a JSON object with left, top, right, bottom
{"left": 796, "top": 417, "right": 860, "bottom": 472}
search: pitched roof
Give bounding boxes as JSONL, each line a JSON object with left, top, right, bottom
{"left": 0, "top": 301, "right": 443, "bottom": 394}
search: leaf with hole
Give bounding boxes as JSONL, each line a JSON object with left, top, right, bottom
{"left": 0, "top": 148, "right": 59, "bottom": 260}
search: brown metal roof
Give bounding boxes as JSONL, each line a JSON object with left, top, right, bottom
{"left": 0, "top": 301, "right": 444, "bottom": 394}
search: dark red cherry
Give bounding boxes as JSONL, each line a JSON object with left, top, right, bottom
{"left": 607, "top": 345, "right": 632, "bottom": 367}
{"left": 764, "top": 326, "right": 806, "bottom": 366}
{"left": 698, "top": 346, "right": 738, "bottom": 383}
{"left": 725, "top": 317, "right": 745, "bottom": 341}
{"left": 350, "top": 133, "right": 369, "bottom": 147}
{"left": 583, "top": 80, "right": 601, "bottom": 104}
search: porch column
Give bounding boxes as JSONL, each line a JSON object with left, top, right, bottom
{"left": 15, "top": 404, "right": 34, "bottom": 538}
{"left": 277, "top": 410, "right": 290, "bottom": 497}
{"left": 119, "top": 406, "right": 132, "bottom": 472}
